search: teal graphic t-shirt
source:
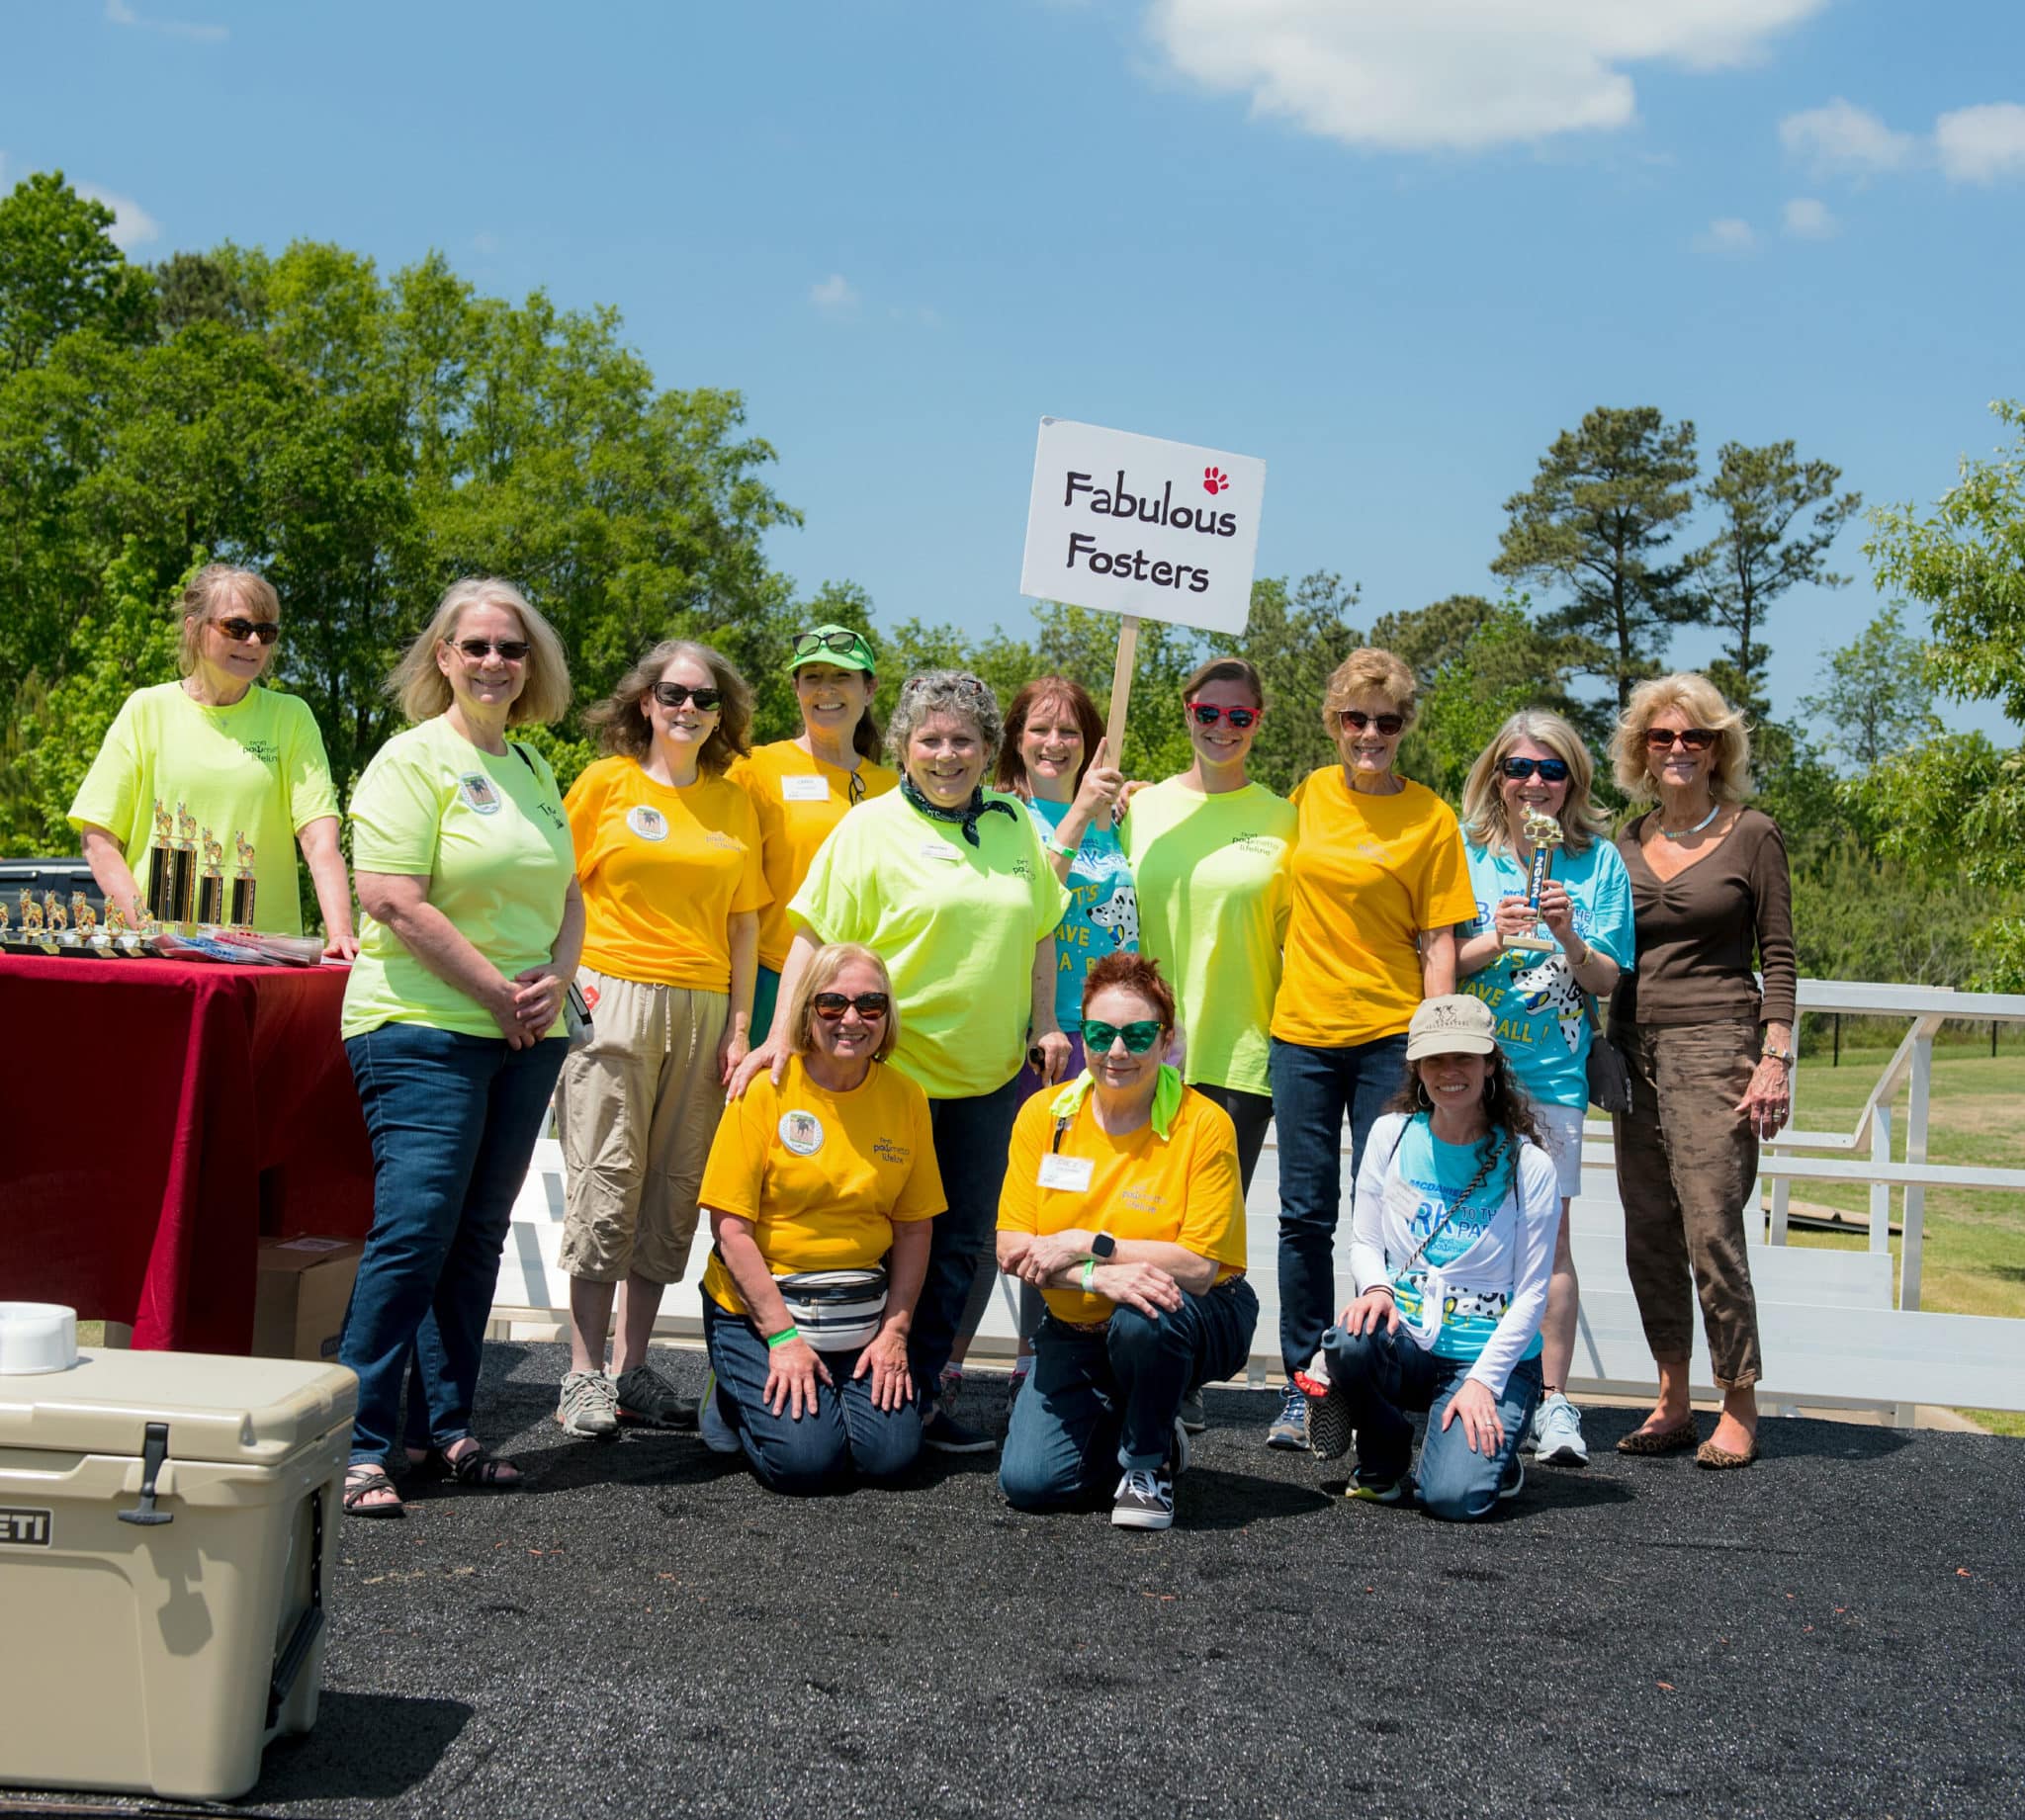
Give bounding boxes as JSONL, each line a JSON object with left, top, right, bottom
{"left": 1025, "top": 795, "right": 1136, "bottom": 1035}
{"left": 1387, "top": 1121, "right": 1541, "bottom": 1363}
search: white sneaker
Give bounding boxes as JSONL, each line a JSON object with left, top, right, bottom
{"left": 1533, "top": 1392, "right": 1589, "bottom": 1466}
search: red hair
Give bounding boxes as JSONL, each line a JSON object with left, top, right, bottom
{"left": 1082, "top": 952, "right": 1177, "bottom": 1030}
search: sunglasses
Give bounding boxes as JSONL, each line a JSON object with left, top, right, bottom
{"left": 812, "top": 991, "right": 889, "bottom": 1020}
{"left": 1500, "top": 756, "right": 1571, "bottom": 783}
{"left": 213, "top": 617, "right": 281, "bottom": 646}
{"left": 653, "top": 682, "right": 723, "bottom": 711}
{"left": 454, "top": 638, "right": 531, "bottom": 662}
{"left": 1340, "top": 710, "right": 1405, "bottom": 737}
{"left": 1645, "top": 727, "right": 1717, "bottom": 752}
{"left": 1187, "top": 701, "right": 1259, "bottom": 730}
{"left": 1082, "top": 1018, "right": 1164, "bottom": 1055}
{"left": 794, "top": 630, "right": 866, "bottom": 660}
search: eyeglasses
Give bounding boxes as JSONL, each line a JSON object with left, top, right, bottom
{"left": 847, "top": 770, "right": 868, "bottom": 806}
{"left": 213, "top": 617, "right": 281, "bottom": 646}
{"left": 1082, "top": 1018, "right": 1164, "bottom": 1055}
{"left": 794, "top": 630, "right": 866, "bottom": 660}
{"left": 812, "top": 991, "right": 890, "bottom": 1020}
{"left": 652, "top": 682, "right": 723, "bottom": 711}
{"left": 454, "top": 638, "right": 530, "bottom": 662}
{"left": 1499, "top": 756, "right": 1571, "bottom": 783}
{"left": 1187, "top": 701, "right": 1259, "bottom": 730}
{"left": 1645, "top": 727, "right": 1717, "bottom": 752}
{"left": 1339, "top": 710, "right": 1405, "bottom": 737}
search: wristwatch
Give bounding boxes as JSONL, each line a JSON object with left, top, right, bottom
{"left": 1090, "top": 1232, "right": 1118, "bottom": 1261}
{"left": 1762, "top": 1043, "right": 1795, "bottom": 1066}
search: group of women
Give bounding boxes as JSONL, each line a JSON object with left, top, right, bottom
{"left": 71, "top": 564, "right": 1796, "bottom": 1530}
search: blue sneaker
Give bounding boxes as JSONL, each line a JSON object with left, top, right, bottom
{"left": 1498, "top": 1455, "right": 1526, "bottom": 1502}
{"left": 1348, "top": 1466, "right": 1410, "bottom": 1504}
{"left": 1265, "top": 1383, "right": 1308, "bottom": 1450}
{"left": 1532, "top": 1393, "right": 1589, "bottom": 1466}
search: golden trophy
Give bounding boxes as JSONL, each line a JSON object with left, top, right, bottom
{"left": 21, "top": 888, "right": 44, "bottom": 935}
{"left": 0, "top": 898, "right": 10, "bottom": 944}
{"left": 145, "top": 798, "right": 177, "bottom": 924}
{"left": 229, "top": 829, "right": 258, "bottom": 930}
{"left": 170, "top": 803, "right": 199, "bottom": 927}
{"left": 1502, "top": 809, "right": 1564, "bottom": 956}
{"left": 72, "top": 891, "right": 96, "bottom": 935}
{"left": 197, "top": 827, "right": 226, "bottom": 926}
{"left": 44, "top": 891, "right": 71, "bottom": 947}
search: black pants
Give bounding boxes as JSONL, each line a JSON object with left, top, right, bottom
{"left": 1189, "top": 1082, "right": 1273, "bottom": 1195}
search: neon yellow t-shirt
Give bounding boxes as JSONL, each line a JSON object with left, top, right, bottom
{"left": 729, "top": 740, "right": 899, "bottom": 973}
{"left": 66, "top": 681, "right": 340, "bottom": 936}
{"left": 568, "top": 756, "right": 769, "bottom": 993}
{"left": 1272, "top": 769, "right": 1477, "bottom": 1049}
{"left": 698, "top": 1054, "right": 944, "bottom": 1316}
{"left": 1118, "top": 778, "right": 1295, "bottom": 1096}
{"left": 997, "top": 1082, "right": 1247, "bottom": 1323}
{"left": 789, "top": 789, "right": 1069, "bottom": 1099}
{"left": 340, "top": 717, "right": 575, "bottom": 1041}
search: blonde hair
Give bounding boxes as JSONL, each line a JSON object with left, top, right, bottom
{"left": 178, "top": 564, "right": 279, "bottom": 676}
{"left": 388, "top": 577, "right": 572, "bottom": 727}
{"left": 1460, "top": 711, "right": 1611, "bottom": 854}
{"left": 786, "top": 943, "right": 900, "bottom": 1063}
{"left": 1611, "top": 672, "right": 1753, "bottom": 805}
{"left": 583, "top": 639, "right": 753, "bottom": 774}
{"left": 1322, "top": 647, "right": 1418, "bottom": 735}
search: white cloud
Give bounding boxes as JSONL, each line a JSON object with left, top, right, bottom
{"left": 1778, "top": 98, "right": 1915, "bottom": 175}
{"left": 1934, "top": 102, "right": 2025, "bottom": 184}
{"left": 106, "top": 0, "right": 227, "bottom": 42}
{"left": 1698, "top": 216, "right": 1756, "bottom": 254}
{"left": 1782, "top": 196, "right": 1836, "bottom": 238}
{"left": 73, "top": 182, "right": 160, "bottom": 251}
{"left": 1143, "top": 0, "right": 1824, "bottom": 152}
{"left": 810, "top": 274, "right": 859, "bottom": 310}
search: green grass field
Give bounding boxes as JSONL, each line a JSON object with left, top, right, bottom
{"left": 1774, "top": 1044, "right": 2025, "bottom": 1435}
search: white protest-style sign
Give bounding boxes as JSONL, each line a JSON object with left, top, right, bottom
{"left": 1019, "top": 418, "right": 1266, "bottom": 639}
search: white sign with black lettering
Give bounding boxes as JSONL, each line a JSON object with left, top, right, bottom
{"left": 1019, "top": 418, "right": 1266, "bottom": 637}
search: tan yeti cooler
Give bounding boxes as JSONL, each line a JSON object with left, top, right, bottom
{"left": 0, "top": 1336, "right": 356, "bottom": 1801}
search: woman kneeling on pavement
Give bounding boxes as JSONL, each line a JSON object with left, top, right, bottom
{"left": 696, "top": 944, "right": 945, "bottom": 1492}
{"left": 1302, "top": 995, "right": 1559, "bottom": 1520}
{"left": 997, "top": 954, "right": 1258, "bottom": 1530}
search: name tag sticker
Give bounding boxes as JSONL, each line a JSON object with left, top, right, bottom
{"left": 1037, "top": 1153, "right": 1095, "bottom": 1192}
{"left": 918, "top": 841, "right": 960, "bottom": 863}
{"left": 781, "top": 774, "right": 829, "bottom": 803}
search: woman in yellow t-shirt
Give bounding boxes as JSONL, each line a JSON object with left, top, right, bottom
{"left": 997, "top": 954, "right": 1259, "bottom": 1531}
{"left": 1267, "top": 647, "right": 1476, "bottom": 1453}
{"left": 730, "top": 623, "right": 898, "bottom": 1041}
{"left": 551, "top": 640, "right": 769, "bottom": 1441}
{"left": 695, "top": 943, "right": 945, "bottom": 1492}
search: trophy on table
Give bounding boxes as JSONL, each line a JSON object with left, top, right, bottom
{"left": 44, "top": 890, "right": 75, "bottom": 948}
{"left": 1501, "top": 809, "right": 1564, "bottom": 956}
{"left": 196, "top": 827, "right": 226, "bottom": 926}
{"left": 145, "top": 798, "right": 177, "bottom": 924}
{"left": 72, "top": 892, "right": 96, "bottom": 937}
{"left": 170, "top": 803, "right": 199, "bottom": 927}
{"left": 20, "top": 888, "right": 44, "bottom": 936}
{"left": 229, "top": 829, "right": 258, "bottom": 930}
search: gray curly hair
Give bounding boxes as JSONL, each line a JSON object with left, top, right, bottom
{"left": 885, "top": 669, "right": 1004, "bottom": 770}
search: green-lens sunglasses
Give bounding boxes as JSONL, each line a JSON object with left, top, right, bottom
{"left": 1083, "top": 1018, "right": 1163, "bottom": 1055}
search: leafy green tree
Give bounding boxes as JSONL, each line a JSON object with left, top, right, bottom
{"left": 1698, "top": 439, "right": 1861, "bottom": 713}
{"left": 1398, "top": 605, "right": 1568, "bottom": 803}
{"left": 1796, "top": 605, "right": 1938, "bottom": 772}
{"left": 1491, "top": 406, "right": 1704, "bottom": 714}
{"left": 0, "top": 172, "right": 154, "bottom": 374}
{"left": 1201, "top": 570, "right": 1364, "bottom": 795}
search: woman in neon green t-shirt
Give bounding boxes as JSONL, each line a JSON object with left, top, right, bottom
{"left": 68, "top": 563, "right": 356, "bottom": 947}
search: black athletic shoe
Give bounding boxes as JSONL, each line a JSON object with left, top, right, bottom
{"left": 613, "top": 1364, "right": 698, "bottom": 1430}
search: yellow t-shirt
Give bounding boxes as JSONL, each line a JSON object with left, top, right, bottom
{"left": 790, "top": 789, "right": 1069, "bottom": 1099}
{"left": 729, "top": 740, "right": 899, "bottom": 972}
{"left": 1271, "top": 769, "right": 1477, "bottom": 1049}
{"left": 66, "top": 681, "right": 340, "bottom": 936}
{"left": 566, "top": 756, "right": 769, "bottom": 993}
{"left": 1118, "top": 777, "right": 1295, "bottom": 1097}
{"left": 340, "top": 718, "right": 574, "bottom": 1041}
{"left": 698, "top": 1054, "right": 945, "bottom": 1316}
{"left": 997, "top": 1082, "right": 1247, "bottom": 1324}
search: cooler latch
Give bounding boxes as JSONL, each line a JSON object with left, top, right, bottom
{"left": 117, "top": 1422, "right": 175, "bottom": 1526}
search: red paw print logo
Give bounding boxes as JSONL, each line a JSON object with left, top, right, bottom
{"left": 1203, "top": 467, "right": 1229, "bottom": 495}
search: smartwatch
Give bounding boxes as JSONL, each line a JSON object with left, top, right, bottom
{"left": 1090, "top": 1232, "right": 1118, "bottom": 1262}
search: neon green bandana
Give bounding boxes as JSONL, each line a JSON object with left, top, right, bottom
{"left": 1048, "top": 1062, "right": 1186, "bottom": 1141}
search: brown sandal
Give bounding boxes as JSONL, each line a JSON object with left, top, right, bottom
{"left": 1695, "top": 1436, "right": 1760, "bottom": 1469}
{"left": 342, "top": 1463, "right": 406, "bottom": 1519}
{"left": 1617, "top": 1420, "right": 1699, "bottom": 1456}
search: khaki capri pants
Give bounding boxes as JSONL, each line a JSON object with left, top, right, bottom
{"left": 555, "top": 967, "right": 728, "bottom": 1287}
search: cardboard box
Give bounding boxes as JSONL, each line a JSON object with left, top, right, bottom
{"left": 252, "top": 1237, "right": 362, "bottom": 1363}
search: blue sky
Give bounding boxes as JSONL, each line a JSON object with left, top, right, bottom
{"left": 6, "top": 0, "right": 2021, "bottom": 740}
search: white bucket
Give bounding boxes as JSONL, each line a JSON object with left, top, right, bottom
{"left": 0, "top": 1301, "right": 79, "bottom": 1374}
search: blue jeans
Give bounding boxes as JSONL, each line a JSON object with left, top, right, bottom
{"left": 1271, "top": 1033, "right": 1410, "bottom": 1377}
{"left": 1322, "top": 1322, "right": 1542, "bottom": 1522}
{"left": 1000, "top": 1278, "right": 1260, "bottom": 1510}
{"left": 702, "top": 1300, "right": 922, "bottom": 1494}
{"left": 914, "top": 1077, "right": 1021, "bottom": 1389}
{"left": 340, "top": 1024, "right": 567, "bottom": 1466}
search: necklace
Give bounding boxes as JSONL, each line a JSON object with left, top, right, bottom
{"left": 1657, "top": 802, "right": 1719, "bottom": 841}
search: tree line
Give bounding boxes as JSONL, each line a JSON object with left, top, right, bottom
{"left": 3, "top": 172, "right": 2020, "bottom": 1017}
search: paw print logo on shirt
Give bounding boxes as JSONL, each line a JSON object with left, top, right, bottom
{"left": 1203, "top": 467, "right": 1229, "bottom": 495}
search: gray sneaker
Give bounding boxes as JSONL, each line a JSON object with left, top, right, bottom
{"left": 557, "top": 1369, "right": 619, "bottom": 1438}
{"left": 1179, "top": 1388, "right": 1208, "bottom": 1433}
{"left": 1112, "top": 1464, "right": 1175, "bottom": 1530}
{"left": 1533, "top": 1393, "right": 1589, "bottom": 1466}
{"left": 1265, "top": 1383, "right": 1308, "bottom": 1450}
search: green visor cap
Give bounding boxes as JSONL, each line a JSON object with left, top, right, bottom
{"left": 786, "top": 624, "right": 877, "bottom": 674}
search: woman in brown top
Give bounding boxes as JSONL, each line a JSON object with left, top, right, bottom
{"left": 1608, "top": 672, "right": 1796, "bottom": 1470}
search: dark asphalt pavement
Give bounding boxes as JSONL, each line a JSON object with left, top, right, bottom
{"left": 6, "top": 1340, "right": 2021, "bottom": 1820}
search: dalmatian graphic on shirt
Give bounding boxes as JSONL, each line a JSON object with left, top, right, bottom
{"left": 1512, "top": 951, "right": 1584, "bottom": 1054}
{"left": 1087, "top": 884, "right": 1139, "bottom": 951}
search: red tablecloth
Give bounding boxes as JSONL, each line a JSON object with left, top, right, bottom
{"left": 0, "top": 953, "right": 371, "bottom": 1351}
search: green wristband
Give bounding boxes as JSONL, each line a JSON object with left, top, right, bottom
{"left": 765, "top": 1325, "right": 801, "bottom": 1349}
{"left": 1081, "top": 1258, "right": 1098, "bottom": 1292}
